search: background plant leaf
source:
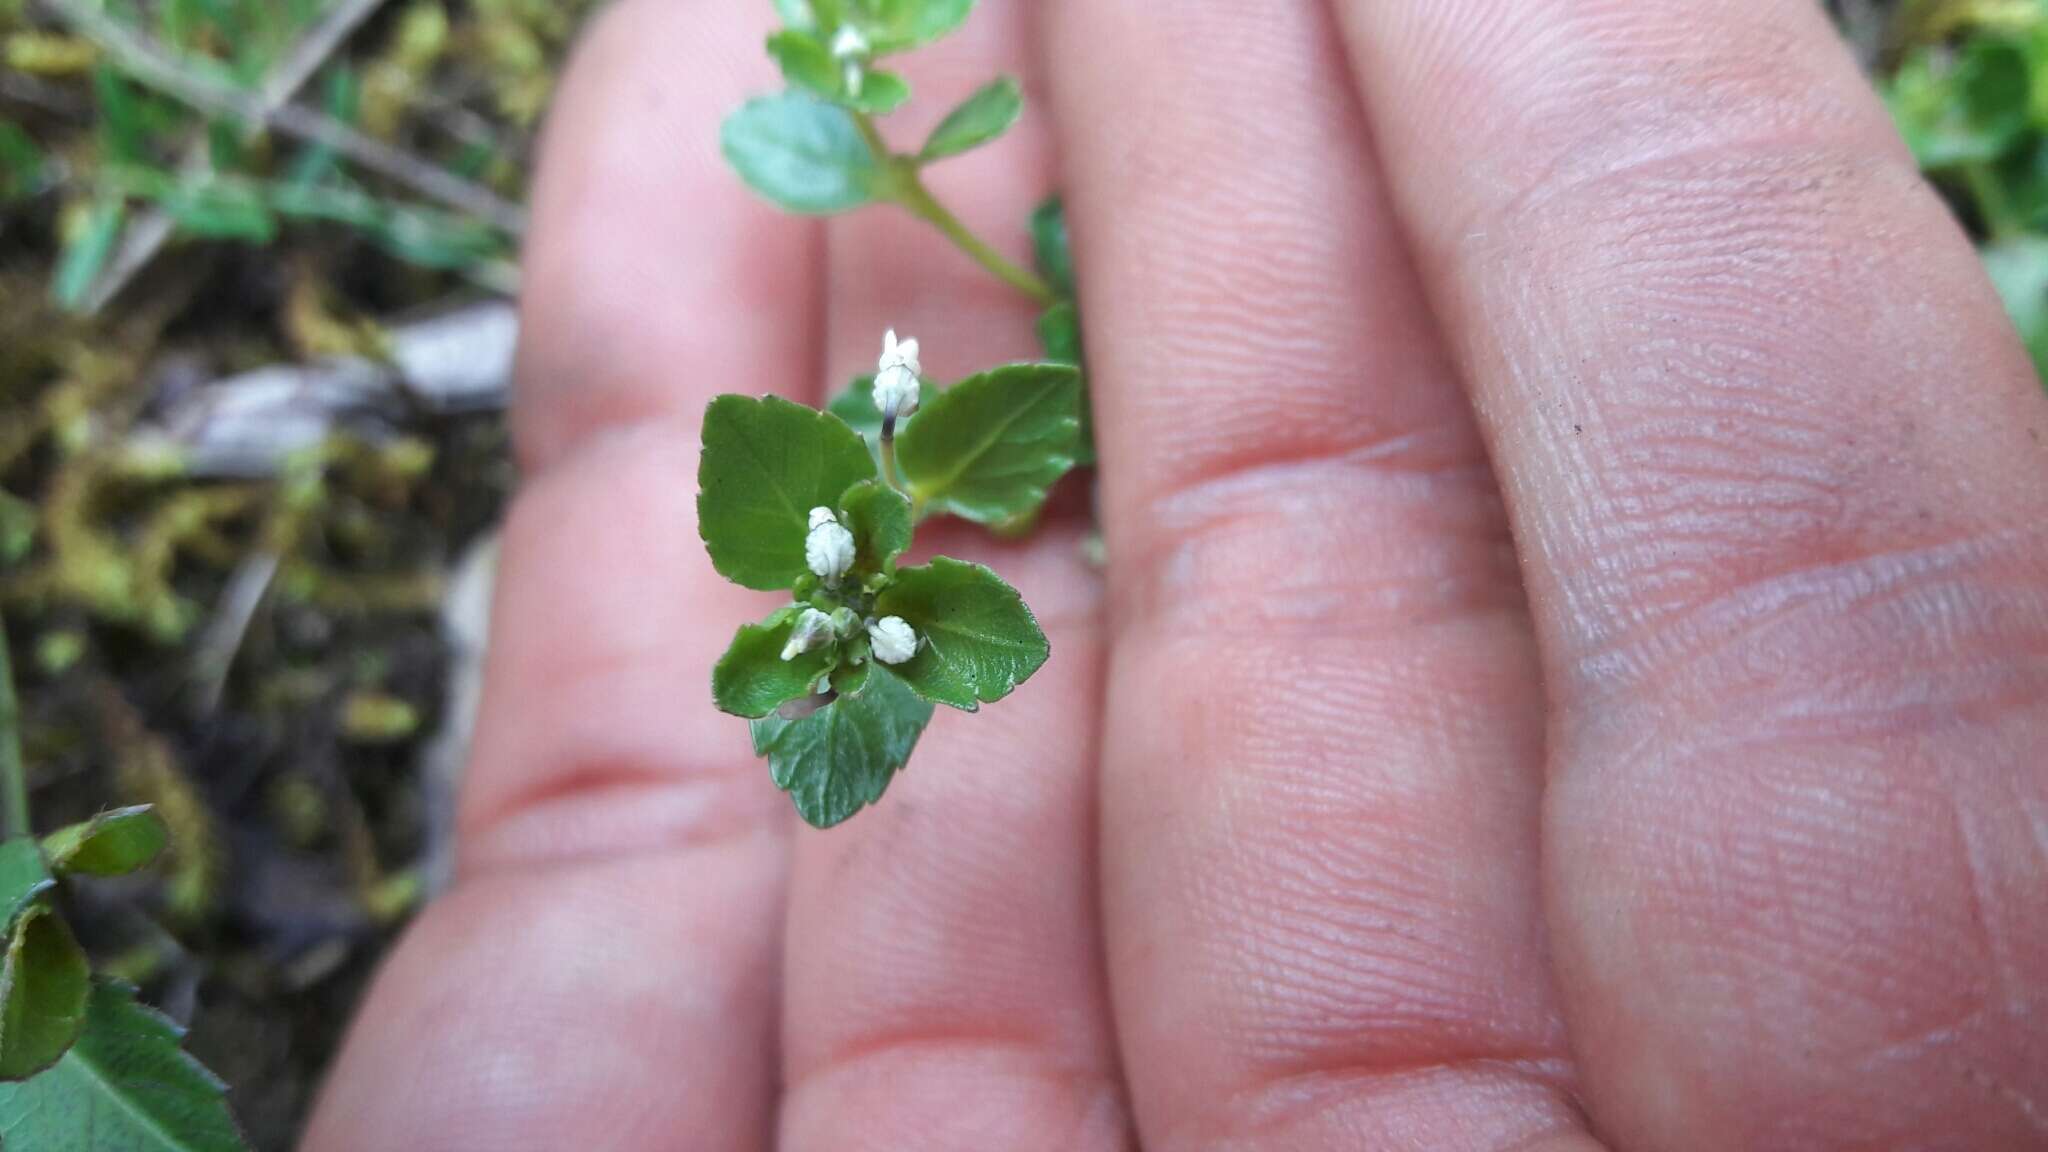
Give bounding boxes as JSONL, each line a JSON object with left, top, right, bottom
{"left": 52, "top": 194, "right": 127, "bottom": 312}
{"left": 0, "top": 123, "right": 47, "bottom": 202}
{"left": 895, "top": 363, "right": 1081, "bottom": 524}
{"left": 0, "top": 980, "right": 250, "bottom": 1151}
{"left": 698, "top": 394, "right": 878, "bottom": 590}
{"left": 42, "top": 806, "right": 167, "bottom": 878}
{"left": 160, "top": 181, "right": 281, "bottom": 243}
{"left": 921, "top": 75, "right": 1022, "bottom": 161}
{"left": 1886, "top": 37, "right": 2033, "bottom": 168}
{"left": 875, "top": 556, "right": 1048, "bottom": 711}
{"left": 721, "top": 91, "right": 883, "bottom": 215}
{"left": 0, "top": 907, "right": 90, "bottom": 1080}
{"left": 1983, "top": 234, "right": 2048, "bottom": 378}
{"left": 750, "top": 666, "right": 934, "bottom": 828}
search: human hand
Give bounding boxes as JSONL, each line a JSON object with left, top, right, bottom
{"left": 302, "top": 1, "right": 2048, "bottom": 1148}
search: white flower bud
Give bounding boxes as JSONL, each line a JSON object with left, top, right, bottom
{"left": 829, "top": 25, "right": 869, "bottom": 59}
{"left": 873, "top": 329, "right": 921, "bottom": 420}
{"left": 805, "top": 507, "right": 856, "bottom": 581}
{"left": 830, "top": 25, "right": 869, "bottom": 95}
{"left": 780, "top": 608, "right": 836, "bottom": 661}
{"left": 868, "top": 616, "right": 918, "bottom": 665}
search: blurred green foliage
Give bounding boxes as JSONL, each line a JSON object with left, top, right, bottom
{"left": 0, "top": 0, "right": 599, "bottom": 313}
{"left": 1884, "top": 0, "right": 2048, "bottom": 381}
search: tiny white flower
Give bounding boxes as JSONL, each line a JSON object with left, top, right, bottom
{"left": 805, "top": 507, "right": 856, "bottom": 581}
{"left": 868, "top": 616, "right": 918, "bottom": 665}
{"left": 873, "top": 329, "right": 921, "bottom": 420}
{"left": 829, "top": 25, "right": 870, "bottom": 60}
{"left": 780, "top": 608, "right": 836, "bottom": 661}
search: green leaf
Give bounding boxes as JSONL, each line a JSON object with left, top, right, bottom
{"left": 1988, "top": 137, "right": 2048, "bottom": 231}
{"left": 160, "top": 182, "right": 279, "bottom": 243}
{"left": 362, "top": 206, "right": 503, "bottom": 270}
{"left": 837, "top": 480, "right": 913, "bottom": 574}
{"left": 1035, "top": 301, "right": 1094, "bottom": 465}
{"left": 875, "top": 556, "right": 1049, "bottom": 711}
{"left": 1983, "top": 235, "right": 2048, "bottom": 384}
{"left": 921, "top": 76, "right": 1022, "bottom": 161}
{"left": 1031, "top": 195, "right": 1075, "bottom": 297}
{"left": 0, "top": 490, "right": 35, "bottom": 566}
{"left": 850, "top": 70, "right": 912, "bottom": 115}
{"left": 0, "top": 908, "right": 90, "bottom": 1080}
{"left": 204, "top": 118, "right": 244, "bottom": 173}
{"left": 713, "top": 612, "right": 836, "bottom": 719}
{"left": 0, "top": 842, "right": 51, "bottom": 937}
{"left": 0, "top": 122, "right": 46, "bottom": 201}
{"left": 41, "top": 807, "right": 166, "bottom": 878}
{"left": 750, "top": 667, "right": 934, "bottom": 828}
{"left": 93, "top": 67, "right": 147, "bottom": 167}
{"left": 1887, "top": 39, "right": 2032, "bottom": 169}
{"left": 52, "top": 194, "right": 126, "bottom": 313}
{"left": 1036, "top": 300, "right": 1081, "bottom": 366}
{"left": 697, "top": 394, "right": 878, "bottom": 590}
{"left": 828, "top": 375, "right": 884, "bottom": 456}
{"left": 721, "top": 91, "right": 884, "bottom": 215}
{"left": 840, "top": 0, "right": 974, "bottom": 54}
{"left": 0, "top": 981, "right": 251, "bottom": 1151}
{"left": 284, "top": 65, "right": 357, "bottom": 189}
{"left": 766, "top": 30, "right": 841, "bottom": 95}
{"left": 775, "top": 0, "right": 818, "bottom": 29}
{"left": 829, "top": 654, "right": 872, "bottom": 697}
{"left": 765, "top": 33, "right": 915, "bottom": 122}
{"left": 895, "top": 363, "right": 1082, "bottom": 524}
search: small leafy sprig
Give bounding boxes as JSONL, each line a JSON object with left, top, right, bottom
{"left": 706, "top": 0, "right": 1089, "bottom": 828}
{"left": 0, "top": 617, "right": 251, "bottom": 1151}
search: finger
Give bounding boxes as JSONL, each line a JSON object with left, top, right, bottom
{"left": 303, "top": 3, "right": 815, "bottom": 1148}
{"left": 1332, "top": 1, "right": 2048, "bottom": 1147}
{"left": 776, "top": 8, "right": 1126, "bottom": 1148}
{"left": 1045, "top": 1, "right": 1601, "bottom": 1149}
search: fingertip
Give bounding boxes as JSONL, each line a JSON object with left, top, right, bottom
{"left": 515, "top": 0, "right": 823, "bottom": 473}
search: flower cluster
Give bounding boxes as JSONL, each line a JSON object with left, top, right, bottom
{"left": 710, "top": 0, "right": 1084, "bottom": 829}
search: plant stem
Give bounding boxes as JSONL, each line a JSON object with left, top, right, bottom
{"left": 879, "top": 418, "right": 907, "bottom": 493}
{"left": 855, "top": 114, "right": 1059, "bottom": 307}
{"left": 0, "top": 614, "right": 29, "bottom": 841}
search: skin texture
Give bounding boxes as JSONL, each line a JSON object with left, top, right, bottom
{"left": 302, "top": 1, "right": 2048, "bottom": 1150}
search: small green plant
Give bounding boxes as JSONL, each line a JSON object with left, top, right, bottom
{"left": 707, "top": 0, "right": 1087, "bottom": 828}
{"left": 0, "top": 614, "right": 250, "bottom": 1150}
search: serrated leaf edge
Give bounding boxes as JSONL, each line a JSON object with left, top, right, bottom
{"left": 884, "top": 556, "right": 1051, "bottom": 712}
